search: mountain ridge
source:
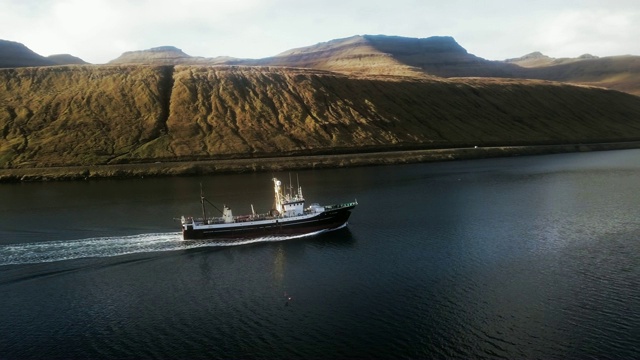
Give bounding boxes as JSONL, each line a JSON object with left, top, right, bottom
{"left": 3, "top": 35, "right": 640, "bottom": 95}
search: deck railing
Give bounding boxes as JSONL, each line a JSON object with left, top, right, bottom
{"left": 324, "top": 201, "right": 358, "bottom": 210}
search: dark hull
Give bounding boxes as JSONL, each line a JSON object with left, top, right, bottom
{"left": 182, "top": 206, "right": 353, "bottom": 240}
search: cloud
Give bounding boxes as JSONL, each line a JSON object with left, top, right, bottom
{"left": 0, "top": 0, "right": 270, "bottom": 62}
{"left": 533, "top": 8, "right": 640, "bottom": 57}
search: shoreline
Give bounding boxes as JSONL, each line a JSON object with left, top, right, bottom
{"left": 2, "top": 142, "right": 640, "bottom": 182}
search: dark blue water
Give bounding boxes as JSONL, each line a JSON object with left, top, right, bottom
{"left": 1, "top": 150, "right": 639, "bottom": 359}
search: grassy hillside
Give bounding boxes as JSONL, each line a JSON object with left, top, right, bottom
{"left": 3, "top": 65, "right": 640, "bottom": 170}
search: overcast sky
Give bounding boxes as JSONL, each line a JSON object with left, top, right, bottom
{"left": 1, "top": 0, "right": 639, "bottom": 64}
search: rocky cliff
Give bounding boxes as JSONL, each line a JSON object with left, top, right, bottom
{"left": 3, "top": 64, "right": 640, "bottom": 170}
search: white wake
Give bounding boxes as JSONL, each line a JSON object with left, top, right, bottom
{"left": 0, "top": 229, "right": 333, "bottom": 266}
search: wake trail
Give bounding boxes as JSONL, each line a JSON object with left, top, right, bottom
{"left": 0, "top": 229, "right": 330, "bottom": 266}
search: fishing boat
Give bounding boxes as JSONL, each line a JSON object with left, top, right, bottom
{"left": 180, "top": 177, "right": 357, "bottom": 240}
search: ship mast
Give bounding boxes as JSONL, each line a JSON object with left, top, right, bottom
{"left": 200, "top": 183, "right": 207, "bottom": 224}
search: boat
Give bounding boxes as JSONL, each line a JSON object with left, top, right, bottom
{"left": 180, "top": 176, "right": 357, "bottom": 240}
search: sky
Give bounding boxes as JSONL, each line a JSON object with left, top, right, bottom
{"left": 1, "top": 0, "right": 639, "bottom": 64}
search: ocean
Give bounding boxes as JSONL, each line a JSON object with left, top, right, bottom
{"left": 1, "top": 150, "right": 639, "bottom": 359}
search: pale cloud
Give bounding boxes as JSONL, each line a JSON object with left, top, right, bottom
{"left": 534, "top": 8, "right": 640, "bottom": 57}
{"left": 0, "top": 0, "right": 639, "bottom": 64}
{"left": 0, "top": 0, "right": 269, "bottom": 62}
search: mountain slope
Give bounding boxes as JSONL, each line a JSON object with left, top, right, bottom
{"left": 0, "top": 65, "right": 172, "bottom": 167}
{"left": 3, "top": 65, "right": 640, "bottom": 169}
{"left": 519, "top": 55, "right": 640, "bottom": 96}
{"left": 361, "top": 35, "right": 519, "bottom": 77}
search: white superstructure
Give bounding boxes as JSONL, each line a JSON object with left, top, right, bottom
{"left": 273, "top": 177, "right": 305, "bottom": 217}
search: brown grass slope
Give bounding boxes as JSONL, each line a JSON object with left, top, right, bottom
{"left": 0, "top": 65, "right": 173, "bottom": 167}
{"left": 3, "top": 65, "right": 640, "bottom": 170}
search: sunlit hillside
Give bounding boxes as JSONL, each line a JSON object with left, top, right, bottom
{"left": 3, "top": 65, "right": 640, "bottom": 171}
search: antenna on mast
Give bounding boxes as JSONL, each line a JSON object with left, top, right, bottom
{"left": 288, "top": 173, "right": 293, "bottom": 198}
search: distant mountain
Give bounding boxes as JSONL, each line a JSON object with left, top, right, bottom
{"left": 3, "top": 35, "right": 640, "bottom": 95}
{"left": 244, "top": 35, "right": 639, "bottom": 95}
{"left": 506, "top": 53, "right": 640, "bottom": 95}
{"left": 233, "top": 35, "right": 429, "bottom": 77}
{"left": 0, "top": 40, "right": 88, "bottom": 67}
{"left": 354, "top": 35, "right": 514, "bottom": 77}
{"left": 505, "top": 51, "right": 599, "bottom": 67}
{"left": 505, "top": 52, "right": 555, "bottom": 67}
{"left": 108, "top": 46, "right": 234, "bottom": 65}
{"left": 103, "top": 35, "right": 521, "bottom": 78}
{"left": 109, "top": 46, "right": 191, "bottom": 64}
{"left": 0, "top": 40, "right": 56, "bottom": 68}
{"left": 236, "top": 35, "right": 517, "bottom": 78}
{"left": 47, "top": 54, "right": 88, "bottom": 65}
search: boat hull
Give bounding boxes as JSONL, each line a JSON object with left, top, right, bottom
{"left": 182, "top": 205, "right": 354, "bottom": 240}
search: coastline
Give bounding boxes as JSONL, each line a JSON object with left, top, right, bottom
{"left": 2, "top": 141, "right": 640, "bottom": 183}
